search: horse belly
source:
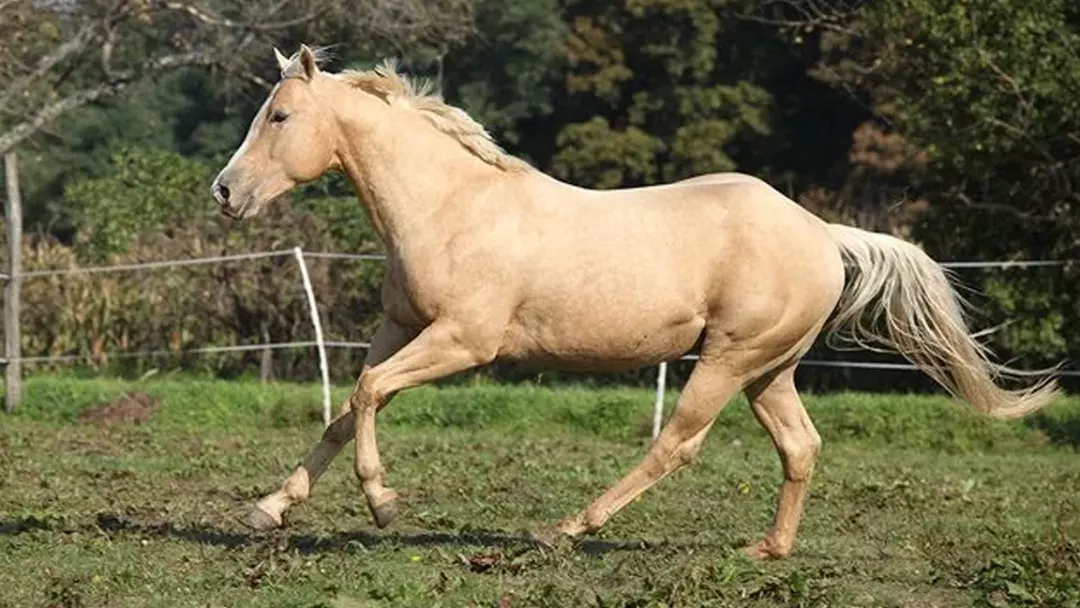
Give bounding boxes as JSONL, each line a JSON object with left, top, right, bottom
{"left": 496, "top": 296, "right": 707, "bottom": 372}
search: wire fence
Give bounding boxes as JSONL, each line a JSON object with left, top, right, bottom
{"left": 15, "top": 249, "right": 298, "bottom": 278}
{"left": 1, "top": 247, "right": 1076, "bottom": 436}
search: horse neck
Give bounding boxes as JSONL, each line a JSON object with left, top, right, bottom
{"left": 333, "top": 100, "right": 505, "bottom": 255}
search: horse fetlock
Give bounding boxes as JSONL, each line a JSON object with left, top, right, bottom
{"left": 282, "top": 468, "right": 311, "bottom": 501}
{"left": 549, "top": 514, "right": 588, "bottom": 539}
{"left": 355, "top": 462, "right": 385, "bottom": 484}
{"left": 581, "top": 507, "right": 611, "bottom": 532}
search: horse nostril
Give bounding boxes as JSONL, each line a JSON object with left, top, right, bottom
{"left": 217, "top": 184, "right": 231, "bottom": 202}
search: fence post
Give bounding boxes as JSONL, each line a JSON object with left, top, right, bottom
{"left": 652, "top": 361, "right": 667, "bottom": 441}
{"left": 4, "top": 152, "right": 21, "bottom": 413}
{"left": 259, "top": 322, "right": 273, "bottom": 383}
{"left": 293, "top": 247, "right": 331, "bottom": 427}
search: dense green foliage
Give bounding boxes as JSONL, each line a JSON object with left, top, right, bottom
{"left": 2, "top": 0, "right": 1077, "bottom": 385}
{"left": 551, "top": 0, "right": 775, "bottom": 187}
{"left": 805, "top": 0, "right": 1080, "bottom": 366}
{"left": 1, "top": 376, "right": 1078, "bottom": 605}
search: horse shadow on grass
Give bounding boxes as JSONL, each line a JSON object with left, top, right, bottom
{"left": 0, "top": 512, "right": 675, "bottom": 558}
{"left": 101, "top": 513, "right": 673, "bottom": 556}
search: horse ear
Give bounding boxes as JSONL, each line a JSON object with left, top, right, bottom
{"left": 298, "top": 44, "right": 320, "bottom": 80}
{"left": 273, "top": 47, "right": 290, "bottom": 72}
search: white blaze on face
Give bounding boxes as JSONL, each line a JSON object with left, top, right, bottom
{"left": 211, "top": 84, "right": 286, "bottom": 217}
{"left": 220, "top": 84, "right": 280, "bottom": 179}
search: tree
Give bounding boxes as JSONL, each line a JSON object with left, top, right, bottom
{"left": 549, "top": 0, "right": 775, "bottom": 189}
{"left": 0, "top": 0, "right": 477, "bottom": 157}
{"left": 757, "top": 0, "right": 1080, "bottom": 367}
{"left": 442, "top": 0, "right": 567, "bottom": 165}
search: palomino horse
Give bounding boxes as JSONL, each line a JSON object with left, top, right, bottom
{"left": 212, "top": 46, "right": 1059, "bottom": 559}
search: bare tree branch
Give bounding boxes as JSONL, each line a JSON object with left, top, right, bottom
{"left": 353, "top": 0, "right": 475, "bottom": 49}
{"left": 100, "top": 21, "right": 118, "bottom": 78}
{"left": 229, "top": 68, "right": 273, "bottom": 90}
{"left": 0, "top": 52, "right": 212, "bottom": 156}
{"left": 953, "top": 191, "right": 1057, "bottom": 223}
{"left": 730, "top": 11, "right": 860, "bottom": 36}
{"left": 159, "top": 0, "right": 240, "bottom": 27}
{"left": 0, "top": 82, "right": 126, "bottom": 156}
{"left": 732, "top": 0, "right": 866, "bottom": 34}
{"left": 0, "top": 0, "right": 478, "bottom": 155}
{"left": 0, "top": 23, "right": 98, "bottom": 113}
{"left": 157, "top": 0, "right": 324, "bottom": 31}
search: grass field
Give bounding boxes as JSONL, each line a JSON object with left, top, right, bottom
{"left": 1, "top": 374, "right": 1078, "bottom": 607}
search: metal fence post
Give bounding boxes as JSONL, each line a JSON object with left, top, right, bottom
{"left": 4, "top": 152, "right": 22, "bottom": 413}
{"left": 293, "top": 247, "right": 331, "bottom": 427}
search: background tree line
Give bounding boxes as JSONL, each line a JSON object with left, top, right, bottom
{"left": 1, "top": 0, "right": 1076, "bottom": 389}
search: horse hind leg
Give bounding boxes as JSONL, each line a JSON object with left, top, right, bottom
{"left": 741, "top": 363, "right": 822, "bottom": 559}
{"left": 543, "top": 362, "right": 741, "bottom": 540}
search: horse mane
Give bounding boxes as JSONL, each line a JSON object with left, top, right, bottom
{"left": 338, "top": 59, "right": 532, "bottom": 173}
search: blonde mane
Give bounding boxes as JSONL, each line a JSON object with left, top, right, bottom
{"left": 337, "top": 59, "right": 531, "bottom": 173}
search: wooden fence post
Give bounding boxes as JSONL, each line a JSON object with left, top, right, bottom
{"left": 4, "top": 151, "right": 22, "bottom": 413}
{"left": 259, "top": 322, "right": 274, "bottom": 383}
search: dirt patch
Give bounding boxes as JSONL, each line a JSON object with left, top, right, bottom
{"left": 78, "top": 391, "right": 159, "bottom": 425}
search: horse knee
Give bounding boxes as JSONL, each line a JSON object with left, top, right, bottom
{"left": 348, "top": 372, "right": 381, "bottom": 414}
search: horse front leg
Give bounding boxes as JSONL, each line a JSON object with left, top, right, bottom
{"left": 246, "top": 321, "right": 414, "bottom": 531}
{"left": 349, "top": 320, "right": 496, "bottom": 528}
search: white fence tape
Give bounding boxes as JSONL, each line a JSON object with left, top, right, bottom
{"left": 1, "top": 248, "right": 1075, "bottom": 436}
{"left": 0, "top": 340, "right": 374, "bottom": 366}
{"left": 303, "top": 252, "right": 388, "bottom": 261}
{"left": 19, "top": 250, "right": 296, "bottom": 278}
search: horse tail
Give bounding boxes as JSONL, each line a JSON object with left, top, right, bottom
{"left": 824, "top": 223, "right": 1059, "bottom": 420}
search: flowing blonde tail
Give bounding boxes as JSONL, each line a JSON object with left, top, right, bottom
{"left": 825, "top": 224, "right": 1060, "bottom": 419}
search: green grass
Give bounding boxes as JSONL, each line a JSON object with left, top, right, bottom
{"left": 1, "top": 374, "right": 1078, "bottom": 607}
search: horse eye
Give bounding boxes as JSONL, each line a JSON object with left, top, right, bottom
{"left": 269, "top": 110, "right": 289, "bottom": 124}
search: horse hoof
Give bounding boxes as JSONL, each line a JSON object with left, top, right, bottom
{"left": 369, "top": 490, "right": 400, "bottom": 529}
{"left": 532, "top": 522, "right": 581, "bottom": 549}
{"left": 245, "top": 506, "right": 282, "bottom": 532}
{"left": 531, "top": 527, "right": 560, "bottom": 548}
{"left": 740, "top": 539, "right": 790, "bottom": 561}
